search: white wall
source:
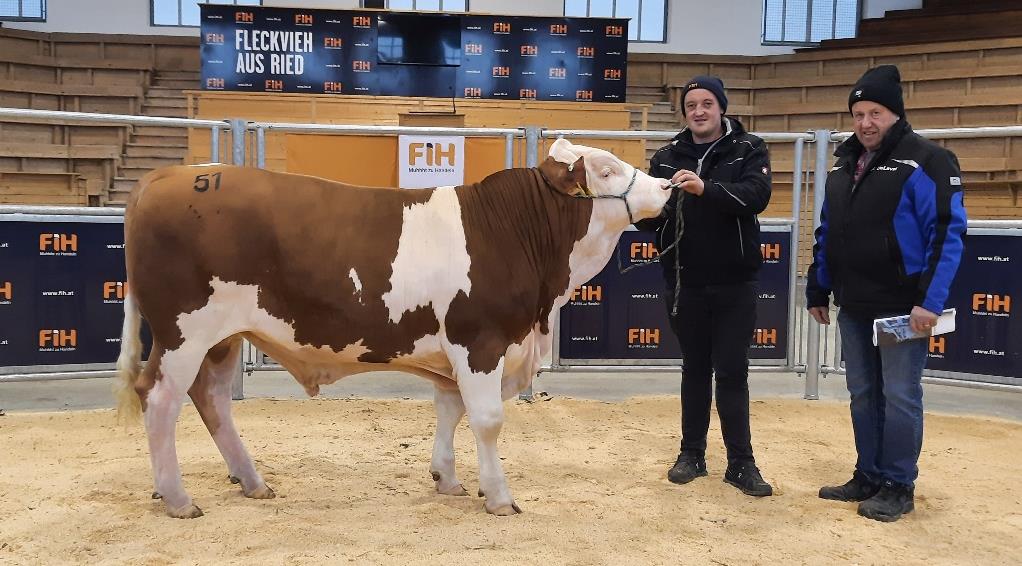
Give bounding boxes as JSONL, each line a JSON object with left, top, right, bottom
{"left": 862, "top": 0, "right": 921, "bottom": 19}
{"left": 4, "top": 0, "right": 923, "bottom": 55}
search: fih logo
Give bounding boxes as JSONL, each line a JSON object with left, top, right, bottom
{"left": 353, "top": 60, "right": 372, "bottom": 72}
{"left": 103, "top": 281, "right": 127, "bottom": 301}
{"left": 631, "top": 241, "right": 659, "bottom": 259}
{"left": 206, "top": 77, "right": 225, "bottom": 89}
{"left": 577, "top": 46, "right": 595, "bottom": 58}
{"left": 493, "top": 21, "right": 511, "bottom": 34}
{"left": 753, "top": 328, "right": 778, "bottom": 345}
{"left": 464, "top": 87, "right": 482, "bottom": 98}
{"left": 929, "top": 336, "right": 946, "bottom": 356}
{"left": 628, "top": 328, "right": 660, "bottom": 345}
{"left": 520, "top": 45, "right": 538, "bottom": 56}
{"left": 465, "top": 43, "right": 483, "bottom": 55}
{"left": 492, "top": 66, "right": 510, "bottom": 78}
{"left": 576, "top": 90, "right": 593, "bottom": 101}
{"left": 205, "top": 32, "right": 224, "bottom": 44}
{"left": 761, "top": 243, "right": 781, "bottom": 260}
{"left": 571, "top": 285, "right": 603, "bottom": 302}
{"left": 235, "top": 11, "right": 254, "bottom": 23}
{"left": 324, "top": 81, "right": 344, "bottom": 93}
{"left": 408, "top": 142, "right": 456, "bottom": 167}
{"left": 550, "top": 23, "right": 568, "bottom": 35}
{"left": 353, "top": 15, "right": 372, "bottom": 27}
{"left": 265, "top": 79, "right": 283, "bottom": 91}
{"left": 549, "top": 67, "right": 567, "bottom": 79}
{"left": 604, "top": 68, "right": 623, "bottom": 80}
{"left": 323, "top": 37, "right": 343, "bottom": 49}
{"left": 520, "top": 88, "right": 537, "bottom": 100}
{"left": 294, "top": 13, "right": 313, "bottom": 25}
{"left": 605, "top": 25, "right": 624, "bottom": 37}
{"left": 0, "top": 281, "right": 11, "bottom": 302}
{"left": 39, "top": 329, "right": 77, "bottom": 348}
{"left": 972, "top": 293, "right": 1011, "bottom": 314}
{"left": 39, "top": 233, "right": 77, "bottom": 253}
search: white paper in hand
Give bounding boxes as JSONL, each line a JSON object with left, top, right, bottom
{"left": 872, "top": 308, "right": 956, "bottom": 346}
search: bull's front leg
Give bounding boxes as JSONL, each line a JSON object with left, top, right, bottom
{"left": 430, "top": 385, "right": 469, "bottom": 496}
{"left": 451, "top": 351, "right": 521, "bottom": 516}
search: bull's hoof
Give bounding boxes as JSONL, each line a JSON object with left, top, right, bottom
{"left": 244, "top": 484, "right": 276, "bottom": 499}
{"left": 151, "top": 492, "right": 162, "bottom": 500}
{"left": 228, "top": 475, "right": 241, "bottom": 485}
{"left": 485, "top": 501, "right": 523, "bottom": 516}
{"left": 430, "top": 471, "right": 468, "bottom": 496}
{"left": 167, "top": 503, "right": 204, "bottom": 519}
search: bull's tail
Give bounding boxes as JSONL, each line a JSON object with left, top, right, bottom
{"left": 114, "top": 291, "right": 144, "bottom": 423}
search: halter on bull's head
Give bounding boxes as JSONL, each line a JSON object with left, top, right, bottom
{"left": 539, "top": 138, "right": 672, "bottom": 225}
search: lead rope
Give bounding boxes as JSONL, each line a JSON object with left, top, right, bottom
{"left": 617, "top": 191, "right": 686, "bottom": 316}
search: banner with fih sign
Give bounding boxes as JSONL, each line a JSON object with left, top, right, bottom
{"left": 558, "top": 227, "right": 792, "bottom": 365}
{"left": 398, "top": 135, "right": 465, "bottom": 189}
{"left": 0, "top": 216, "right": 151, "bottom": 370}
{"left": 923, "top": 230, "right": 1021, "bottom": 382}
{"left": 200, "top": 4, "right": 628, "bottom": 102}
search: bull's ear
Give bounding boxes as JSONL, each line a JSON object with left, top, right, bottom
{"left": 538, "top": 155, "right": 589, "bottom": 196}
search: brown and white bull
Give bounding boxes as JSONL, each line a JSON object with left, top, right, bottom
{"left": 115, "top": 138, "right": 671, "bottom": 518}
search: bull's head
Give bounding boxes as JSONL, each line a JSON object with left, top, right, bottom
{"left": 541, "top": 138, "right": 672, "bottom": 225}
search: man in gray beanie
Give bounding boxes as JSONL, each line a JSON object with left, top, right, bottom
{"left": 806, "top": 65, "right": 968, "bottom": 522}
{"left": 636, "top": 75, "right": 774, "bottom": 497}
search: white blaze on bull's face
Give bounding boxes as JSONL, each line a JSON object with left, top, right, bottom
{"left": 548, "top": 139, "right": 671, "bottom": 224}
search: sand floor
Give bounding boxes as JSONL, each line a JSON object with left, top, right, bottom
{"left": 0, "top": 395, "right": 1019, "bottom": 565}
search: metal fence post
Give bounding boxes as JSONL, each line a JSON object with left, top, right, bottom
{"left": 787, "top": 137, "right": 805, "bottom": 369}
{"left": 211, "top": 125, "right": 221, "bottom": 163}
{"left": 505, "top": 132, "right": 515, "bottom": 169}
{"left": 230, "top": 118, "right": 247, "bottom": 166}
{"left": 804, "top": 129, "right": 832, "bottom": 400}
{"left": 256, "top": 126, "right": 266, "bottom": 168}
{"left": 525, "top": 126, "right": 541, "bottom": 168}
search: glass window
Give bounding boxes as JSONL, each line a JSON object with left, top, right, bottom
{"left": 0, "top": 0, "right": 46, "bottom": 21}
{"left": 763, "top": 0, "right": 860, "bottom": 45}
{"left": 361, "top": 0, "right": 469, "bottom": 11}
{"left": 152, "top": 0, "right": 262, "bottom": 27}
{"left": 564, "top": 0, "right": 666, "bottom": 43}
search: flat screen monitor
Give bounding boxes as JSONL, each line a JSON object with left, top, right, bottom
{"left": 376, "top": 13, "right": 462, "bottom": 67}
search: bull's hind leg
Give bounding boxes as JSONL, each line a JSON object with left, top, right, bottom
{"left": 144, "top": 343, "right": 207, "bottom": 518}
{"left": 188, "top": 337, "right": 274, "bottom": 500}
{"left": 430, "top": 385, "right": 469, "bottom": 496}
{"left": 449, "top": 349, "right": 521, "bottom": 515}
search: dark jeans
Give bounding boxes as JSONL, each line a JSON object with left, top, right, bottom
{"left": 838, "top": 310, "right": 927, "bottom": 487}
{"left": 669, "top": 281, "right": 757, "bottom": 465}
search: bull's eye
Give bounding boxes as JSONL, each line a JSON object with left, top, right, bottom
{"left": 601, "top": 167, "right": 613, "bottom": 178}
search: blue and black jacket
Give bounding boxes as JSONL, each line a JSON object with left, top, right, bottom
{"left": 806, "top": 119, "right": 968, "bottom": 318}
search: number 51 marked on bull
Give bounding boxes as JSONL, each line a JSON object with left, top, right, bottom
{"left": 193, "top": 172, "right": 223, "bottom": 192}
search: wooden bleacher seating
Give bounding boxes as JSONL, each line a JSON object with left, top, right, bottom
{"left": 0, "top": 27, "right": 199, "bottom": 206}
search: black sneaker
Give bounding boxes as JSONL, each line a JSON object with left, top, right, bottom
{"left": 667, "top": 452, "right": 707, "bottom": 485}
{"left": 857, "top": 481, "right": 914, "bottom": 522}
{"left": 724, "top": 462, "right": 773, "bottom": 497}
{"left": 819, "top": 470, "right": 881, "bottom": 502}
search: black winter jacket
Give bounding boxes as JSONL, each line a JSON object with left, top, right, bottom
{"left": 635, "top": 117, "right": 772, "bottom": 289}
{"left": 805, "top": 119, "right": 968, "bottom": 317}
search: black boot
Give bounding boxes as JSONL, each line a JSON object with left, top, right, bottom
{"left": 857, "top": 481, "right": 915, "bottom": 522}
{"left": 667, "top": 452, "right": 707, "bottom": 485}
{"left": 723, "top": 461, "right": 773, "bottom": 497}
{"left": 819, "top": 470, "right": 881, "bottom": 502}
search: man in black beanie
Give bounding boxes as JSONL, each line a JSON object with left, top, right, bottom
{"left": 806, "top": 65, "right": 968, "bottom": 522}
{"left": 635, "top": 75, "right": 774, "bottom": 497}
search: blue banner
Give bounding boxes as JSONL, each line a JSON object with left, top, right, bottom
{"left": 0, "top": 218, "right": 149, "bottom": 368}
{"left": 925, "top": 231, "right": 1021, "bottom": 380}
{"left": 200, "top": 4, "right": 628, "bottom": 102}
